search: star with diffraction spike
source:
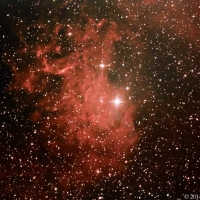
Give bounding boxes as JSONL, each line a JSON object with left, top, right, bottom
{"left": 113, "top": 97, "right": 121, "bottom": 106}
{"left": 100, "top": 63, "right": 105, "bottom": 68}
{"left": 99, "top": 61, "right": 111, "bottom": 69}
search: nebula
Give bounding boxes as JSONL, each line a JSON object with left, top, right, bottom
{"left": 3, "top": 1, "right": 139, "bottom": 195}
{"left": 1, "top": 0, "right": 199, "bottom": 199}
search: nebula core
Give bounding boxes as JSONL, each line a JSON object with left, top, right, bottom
{"left": 0, "top": 0, "right": 199, "bottom": 199}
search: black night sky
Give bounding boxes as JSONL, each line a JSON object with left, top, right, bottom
{"left": 0, "top": 0, "right": 199, "bottom": 199}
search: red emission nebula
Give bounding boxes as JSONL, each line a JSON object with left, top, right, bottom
{"left": 1, "top": 0, "right": 199, "bottom": 198}
{"left": 7, "top": 6, "right": 138, "bottom": 189}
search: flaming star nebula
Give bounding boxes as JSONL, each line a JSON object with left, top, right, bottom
{"left": 0, "top": 0, "right": 199, "bottom": 199}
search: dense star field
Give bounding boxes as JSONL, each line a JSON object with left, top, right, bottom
{"left": 0, "top": 0, "right": 199, "bottom": 199}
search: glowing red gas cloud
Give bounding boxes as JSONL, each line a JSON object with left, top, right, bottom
{"left": 6, "top": 12, "right": 138, "bottom": 188}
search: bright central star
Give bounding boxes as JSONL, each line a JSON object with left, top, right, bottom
{"left": 114, "top": 97, "right": 121, "bottom": 106}
{"left": 100, "top": 63, "right": 105, "bottom": 68}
